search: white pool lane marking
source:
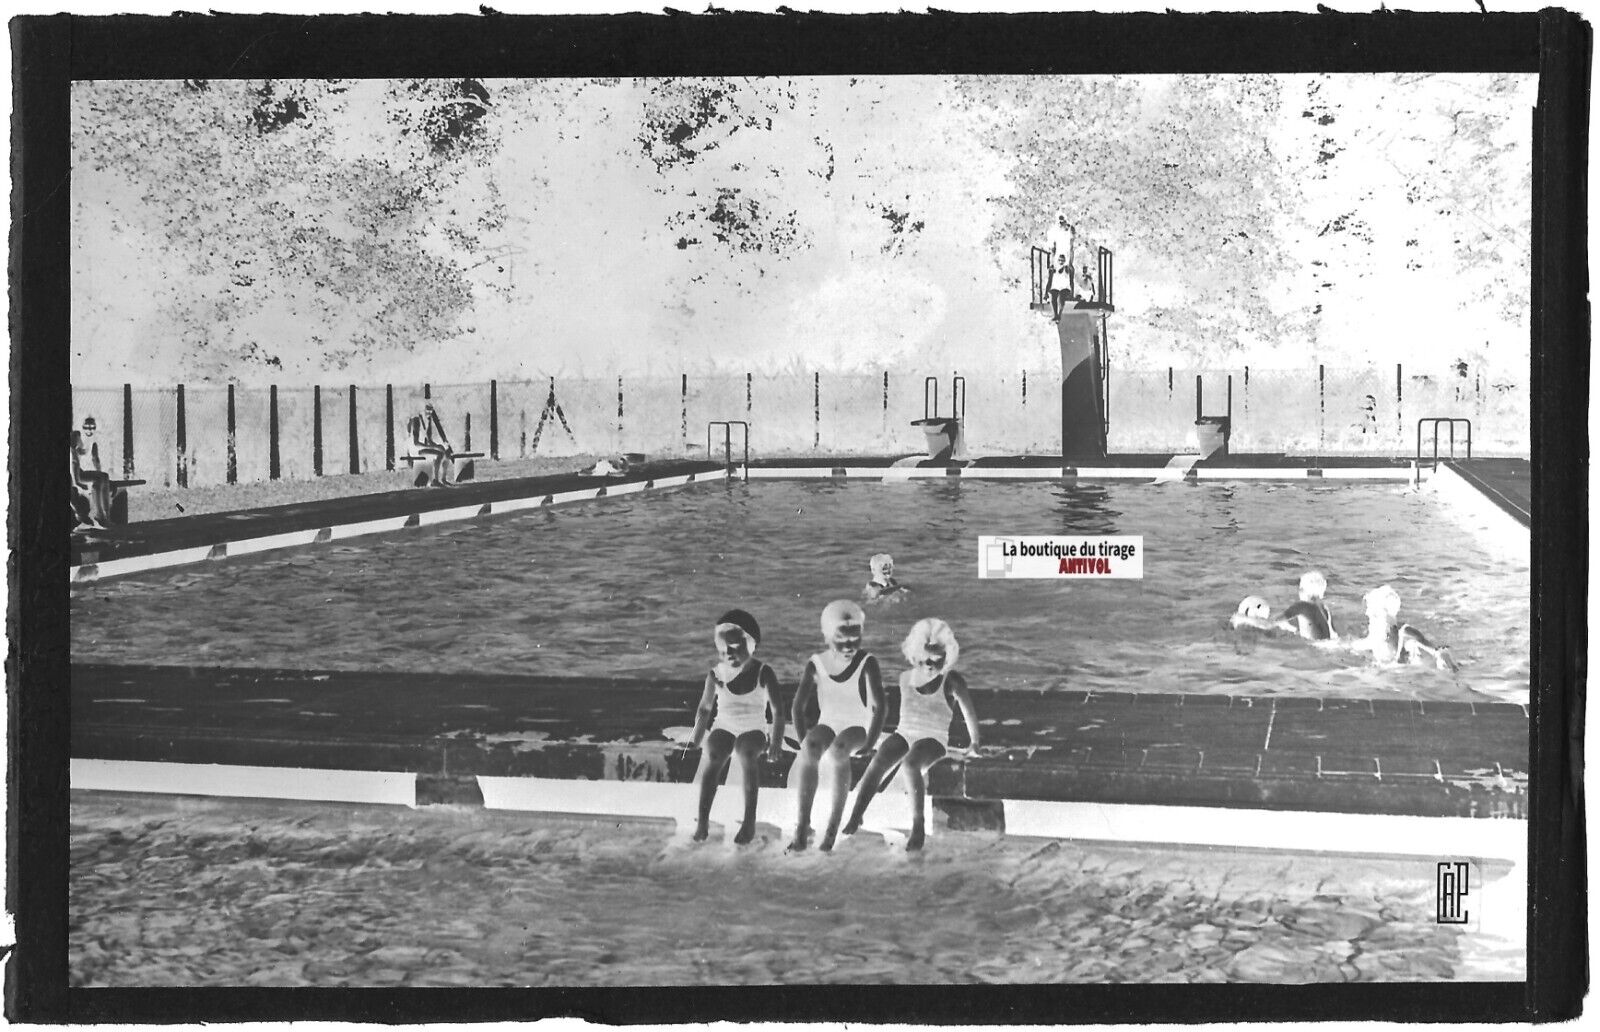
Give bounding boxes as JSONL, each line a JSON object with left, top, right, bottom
{"left": 71, "top": 758, "right": 415, "bottom": 807}
{"left": 70, "top": 469, "right": 728, "bottom": 586}
{"left": 72, "top": 757, "right": 1521, "bottom": 869}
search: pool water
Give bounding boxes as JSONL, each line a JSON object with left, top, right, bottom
{"left": 72, "top": 480, "right": 1529, "bottom": 702}
{"left": 71, "top": 794, "right": 1518, "bottom": 987}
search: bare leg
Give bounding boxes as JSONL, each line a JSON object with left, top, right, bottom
{"left": 843, "top": 733, "right": 908, "bottom": 835}
{"left": 732, "top": 731, "right": 765, "bottom": 844}
{"left": 901, "top": 739, "right": 948, "bottom": 851}
{"left": 788, "top": 726, "right": 835, "bottom": 851}
{"left": 819, "top": 726, "right": 867, "bottom": 851}
{"left": 691, "top": 730, "right": 735, "bottom": 842}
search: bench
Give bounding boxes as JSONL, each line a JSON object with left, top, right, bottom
{"left": 400, "top": 452, "right": 483, "bottom": 468}
{"left": 401, "top": 453, "right": 482, "bottom": 487}
{"left": 72, "top": 478, "right": 146, "bottom": 529}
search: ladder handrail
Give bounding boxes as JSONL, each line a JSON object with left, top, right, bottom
{"left": 706, "top": 420, "right": 750, "bottom": 480}
{"left": 1415, "top": 418, "right": 1472, "bottom": 472}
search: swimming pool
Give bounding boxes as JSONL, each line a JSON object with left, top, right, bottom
{"left": 71, "top": 479, "right": 1529, "bottom": 703}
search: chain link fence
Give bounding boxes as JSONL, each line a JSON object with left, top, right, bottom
{"left": 71, "top": 365, "right": 1528, "bottom": 488}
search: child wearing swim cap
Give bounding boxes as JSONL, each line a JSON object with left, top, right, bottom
{"left": 843, "top": 618, "right": 981, "bottom": 852}
{"left": 1229, "top": 595, "right": 1277, "bottom": 631}
{"left": 1352, "top": 585, "right": 1459, "bottom": 672}
{"left": 787, "top": 599, "right": 886, "bottom": 852}
{"left": 689, "top": 609, "right": 785, "bottom": 844}
{"left": 862, "top": 553, "right": 907, "bottom": 603}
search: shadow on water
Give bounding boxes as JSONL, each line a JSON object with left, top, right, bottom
{"left": 1049, "top": 482, "right": 1124, "bottom": 535}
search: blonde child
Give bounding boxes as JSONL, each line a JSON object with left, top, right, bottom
{"left": 862, "top": 553, "right": 907, "bottom": 603}
{"left": 1352, "top": 585, "right": 1459, "bottom": 672}
{"left": 1278, "top": 571, "right": 1338, "bottom": 641}
{"left": 843, "top": 618, "right": 981, "bottom": 852}
{"left": 787, "top": 600, "right": 885, "bottom": 852}
{"left": 689, "top": 609, "right": 785, "bottom": 844}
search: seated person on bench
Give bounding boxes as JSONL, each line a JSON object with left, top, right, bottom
{"left": 407, "top": 403, "right": 457, "bottom": 487}
{"left": 70, "top": 417, "right": 114, "bottom": 530}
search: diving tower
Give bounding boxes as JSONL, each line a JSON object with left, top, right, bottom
{"left": 1030, "top": 239, "right": 1115, "bottom": 462}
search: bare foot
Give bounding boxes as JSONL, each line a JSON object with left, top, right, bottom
{"left": 841, "top": 816, "right": 861, "bottom": 836}
{"left": 733, "top": 822, "right": 755, "bottom": 846}
{"left": 906, "top": 828, "right": 925, "bottom": 852}
{"left": 786, "top": 826, "right": 810, "bottom": 852}
{"left": 692, "top": 823, "right": 709, "bottom": 843}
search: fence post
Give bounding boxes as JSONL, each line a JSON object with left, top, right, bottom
{"left": 465, "top": 412, "right": 472, "bottom": 451}
{"left": 348, "top": 385, "right": 359, "bottom": 474}
{"left": 269, "top": 385, "right": 281, "bottom": 480}
{"left": 746, "top": 373, "right": 753, "bottom": 418}
{"left": 1395, "top": 364, "right": 1403, "bottom": 446}
{"left": 226, "top": 384, "right": 238, "bottom": 485}
{"left": 489, "top": 380, "right": 499, "bottom": 460}
{"left": 385, "top": 385, "right": 395, "bottom": 471}
{"left": 423, "top": 382, "right": 431, "bottom": 401}
{"left": 121, "top": 384, "right": 134, "bottom": 478}
{"left": 176, "top": 384, "right": 187, "bottom": 488}
{"left": 681, "top": 374, "right": 688, "bottom": 455}
{"left": 882, "top": 370, "right": 889, "bottom": 437}
{"left": 1317, "top": 364, "right": 1326, "bottom": 452}
{"left": 312, "top": 385, "right": 323, "bottom": 477}
{"left": 617, "top": 376, "right": 625, "bottom": 448}
{"left": 814, "top": 372, "right": 820, "bottom": 451}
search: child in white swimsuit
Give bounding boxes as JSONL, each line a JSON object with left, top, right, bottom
{"left": 843, "top": 618, "right": 981, "bottom": 851}
{"left": 688, "top": 609, "right": 785, "bottom": 844}
{"left": 787, "top": 599, "right": 885, "bottom": 852}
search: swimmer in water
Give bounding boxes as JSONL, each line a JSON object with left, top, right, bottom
{"left": 842, "top": 618, "right": 981, "bottom": 851}
{"left": 862, "top": 553, "right": 907, "bottom": 603}
{"left": 1277, "top": 571, "right": 1339, "bottom": 642}
{"left": 1352, "top": 584, "right": 1459, "bottom": 672}
{"left": 787, "top": 600, "right": 886, "bottom": 852}
{"left": 688, "top": 609, "right": 785, "bottom": 844}
{"left": 1229, "top": 595, "right": 1279, "bottom": 632}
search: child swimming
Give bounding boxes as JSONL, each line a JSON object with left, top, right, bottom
{"left": 1351, "top": 585, "right": 1459, "bottom": 672}
{"left": 1228, "top": 595, "right": 1278, "bottom": 631}
{"left": 688, "top": 609, "right": 786, "bottom": 845}
{"left": 787, "top": 600, "right": 886, "bottom": 852}
{"left": 843, "top": 618, "right": 981, "bottom": 852}
{"left": 1278, "top": 571, "right": 1338, "bottom": 641}
{"left": 862, "top": 553, "right": 907, "bottom": 603}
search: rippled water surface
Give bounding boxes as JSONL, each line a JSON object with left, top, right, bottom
{"left": 72, "top": 480, "right": 1529, "bottom": 701}
{"left": 71, "top": 795, "right": 1521, "bottom": 987}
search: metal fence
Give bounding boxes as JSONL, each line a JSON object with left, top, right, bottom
{"left": 70, "top": 366, "right": 1528, "bottom": 488}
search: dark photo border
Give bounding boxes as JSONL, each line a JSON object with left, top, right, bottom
{"left": 9, "top": 8, "right": 1589, "bottom": 1024}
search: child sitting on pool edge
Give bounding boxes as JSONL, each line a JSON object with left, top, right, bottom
{"left": 787, "top": 600, "right": 885, "bottom": 852}
{"left": 688, "top": 609, "right": 785, "bottom": 844}
{"left": 843, "top": 618, "right": 981, "bottom": 852}
{"left": 862, "top": 553, "right": 907, "bottom": 603}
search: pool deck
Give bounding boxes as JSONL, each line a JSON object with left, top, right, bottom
{"left": 72, "top": 663, "right": 1527, "bottom": 825}
{"left": 1443, "top": 458, "right": 1531, "bottom": 527}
